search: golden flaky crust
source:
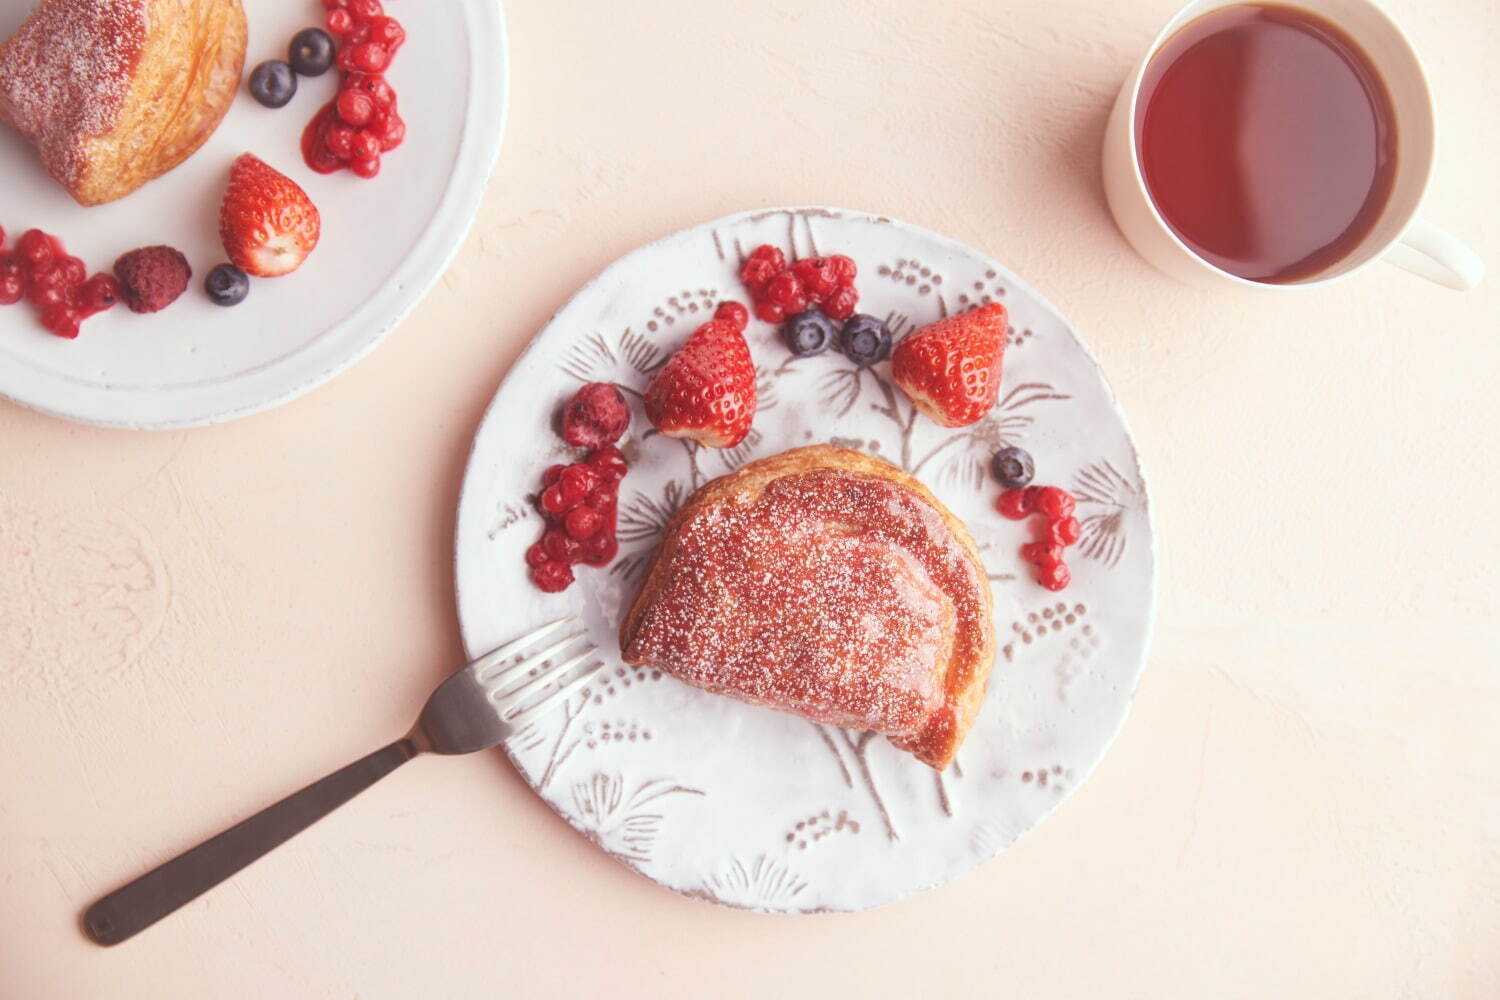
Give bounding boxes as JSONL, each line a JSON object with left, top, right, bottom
{"left": 620, "top": 445, "right": 996, "bottom": 769}
{"left": 0, "top": 0, "right": 247, "bottom": 206}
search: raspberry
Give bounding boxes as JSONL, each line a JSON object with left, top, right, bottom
{"left": 336, "top": 89, "right": 376, "bottom": 126}
{"left": 1038, "top": 562, "right": 1071, "bottom": 592}
{"left": 542, "top": 464, "right": 567, "bottom": 486}
{"left": 1020, "top": 542, "right": 1065, "bottom": 569}
{"left": 541, "top": 527, "right": 582, "bottom": 564}
{"left": 754, "top": 300, "right": 786, "bottom": 324}
{"left": 18, "top": 229, "right": 54, "bottom": 266}
{"left": 561, "top": 382, "right": 630, "bottom": 449}
{"left": 996, "top": 488, "right": 1030, "bottom": 520}
{"left": 822, "top": 284, "right": 859, "bottom": 321}
{"left": 524, "top": 543, "right": 550, "bottom": 568}
{"left": 113, "top": 246, "right": 191, "bottom": 314}
{"left": 714, "top": 300, "right": 749, "bottom": 331}
{"left": 1047, "top": 516, "right": 1081, "bottom": 547}
{"left": 76, "top": 274, "right": 123, "bottom": 315}
{"left": 580, "top": 532, "right": 619, "bottom": 568}
{"left": 531, "top": 560, "right": 573, "bottom": 593}
{"left": 1034, "top": 486, "right": 1075, "bottom": 520}
{"left": 586, "top": 445, "right": 628, "bottom": 481}
{"left": 350, "top": 156, "right": 381, "bottom": 179}
{"left": 39, "top": 306, "right": 80, "bottom": 339}
{"left": 564, "top": 506, "right": 603, "bottom": 541}
{"left": 766, "top": 272, "right": 806, "bottom": 313}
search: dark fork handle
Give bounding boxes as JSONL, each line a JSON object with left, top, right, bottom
{"left": 83, "top": 739, "right": 418, "bottom": 946}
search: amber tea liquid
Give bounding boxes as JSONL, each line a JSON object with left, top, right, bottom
{"left": 1135, "top": 3, "right": 1398, "bottom": 283}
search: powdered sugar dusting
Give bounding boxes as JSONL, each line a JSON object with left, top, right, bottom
{"left": 624, "top": 468, "right": 988, "bottom": 743}
{"left": 0, "top": 0, "right": 148, "bottom": 188}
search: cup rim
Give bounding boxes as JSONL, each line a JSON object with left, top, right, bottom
{"left": 1122, "top": 0, "right": 1439, "bottom": 290}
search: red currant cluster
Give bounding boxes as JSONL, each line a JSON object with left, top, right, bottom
{"left": 739, "top": 244, "right": 859, "bottom": 323}
{"left": 0, "top": 227, "right": 122, "bottom": 339}
{"left": 997, "top": 485, "right": 1081, "bottom": 591}
{"left": 527, "top": 382, "right": 633, "bottom": 593}
{"left": 303, "top": 0, "right": 406, "bottom": 178}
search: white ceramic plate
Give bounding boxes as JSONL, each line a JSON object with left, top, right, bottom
{"left": 0, "top": 0, "right": 508, "bottom": 429}
{"left": 455, "top": 207, "right": 1156, "bottom": 912}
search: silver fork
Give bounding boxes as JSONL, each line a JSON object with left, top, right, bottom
{"left": 82, "top": 616, "right": 600, "bottom": 946}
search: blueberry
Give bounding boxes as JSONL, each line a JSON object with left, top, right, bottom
{"left": 782, "top": 309, "right": 835, "bottom": 357}
{"left": 991, "top": 447, "right": 1035, "bottom": 489}
{"left": 248, "top": 60, "right": 297, "bottom": 108}
{"left": 288, "top": 28, "right": 335, "bottom": 77}
{"left": 204, "top": 264, "right": 249, "bottom": 307}
{"left": 839, "top": 313, "right": 892, "bottom": 366}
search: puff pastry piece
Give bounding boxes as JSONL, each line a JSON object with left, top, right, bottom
{"left": 0, "top": 0, "right": 247, "bottom": 206}
{"left": 621, "top": 445, "right": 996, "bottom": 769}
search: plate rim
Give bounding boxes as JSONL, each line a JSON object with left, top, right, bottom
{"left": 453, "top": 204, "right": 1159, "bottom": 910}
{"left": 0, "top": 0, "right": 511, "bottom": 430}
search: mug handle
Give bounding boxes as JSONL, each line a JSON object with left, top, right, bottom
{"left": 1383, "top": 217, "right": 1485, "bottom": 290}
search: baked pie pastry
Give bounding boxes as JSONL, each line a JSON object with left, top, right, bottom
{"left": 620, "top": 445, "right": 996, "bottom": 769}
{"left": 0, "top": 0, "right": 247, "bottom": 206}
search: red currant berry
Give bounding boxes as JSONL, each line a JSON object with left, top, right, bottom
{"left": 28, "top": 283, "right": 67, "bottom": 309}
{"left": 542, "top": 464, "right": 567, "bottom": 486}
{"left": 754, "top": 300, "right": 786, "bottom": 324}
{"left": 350, "top": 42, "right": 390, "bottom": 73}
{"left": 347, "top": 0, "right": 384, "bottom": 21}
{"left": 327, "top": 124, "right": 356, "bottom": 159}
{"left": 531, "top": 560, "right": 573, "bottom": 593}
{"left": 524, "top": 542, "right": 550, "bottom": 568}
{"left": 585, "top": 487, "right": 617, "bottom": 515}
{"left": 326, "top": 8, "right": 354, "bottom": 36}
{"left": 713, "top": 300, "right": 749, "bottom": 331}
{"left": 539, "top": 483, "right": 572, "bottom": 514}
{"left": 0, "top": 252, "right": 21, "bottom": 280}
{"left": 0, "top": 274, "right": 21, "bottom": 306}
{"left": 336, "top": 89, "right": 376, "bottom": 126}
{"left": 580, "top": 532, "right": 619, "bottom": 568}
{"left": 350, "top": 155, "right": 381, "bottom": 179}
{"left": 558, "top": 463, "right": 600, "bottom": 498}
{"left": 766, "top": 272, "right": 807, "bottom": 312}
{"left": 1020, "top": 542, "right": 1065, "bottom": 569}
{"left": 1038, "top": 562, "right": 1071, "bottom": 592}
{"left": 746, "top": 244, "right": 785, "bottom": 267}
{"left": 541, "top": 527, "right": 583, "bottom": 564}
{"left": 370, "top": 16, "right": 405, "bottom": 49}
{"left": 344, "top": 72, "right": 396, "bottom": 107}
{"left": 1034, "top": 486, "right": 1075, "bottom": 520}
{"left": 996, "top": 488, "right": 1030, "bottom": 520}
{"left": 564, "top": 506, "right": 603, "bottom": 541}
{"left": 792, "top": 257, "right": 839, "bottom": 298}
{"left": 58, "top": 256, "right": 87, "bottom": 289}
{"left": 739, "top": 257, "right": 780, "bottom": 291}
{"left": 1047, "top": 516, "right": 1081, "bottom": 547}
{"left": 822, "top": 284, "right": 859, "bottom": 321}
{"left": 18, "top": 229, "right": 54, "bottom": 266}
{"left": 322, "top": 0, "right": 348, "bottom": 9}
{"left": 586, "top": 446, "right": 628, "bottom": 481}
{"left": 351, "top": 129, "right": 381, "bottom": 161}
{"left": 40, "top": 306, "right": 80, "bottom": 339}
{"left": 828, "top": 254, "right": 857, "bottom": 282}
{"left": 76, "top": 274, "right": 122, "bottom": 315}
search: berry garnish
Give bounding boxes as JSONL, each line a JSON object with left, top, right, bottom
{"left": 204, "top": 264, "right": 250, "bottom": 306}
{"left": 336, "top": 88, "right": 375, "bottom": 126}
{"left": 1037, "top": 562, "right": 1071, "bottom": 592}
{"left": 0, "top": 273, "right": 21, "bottom": 306}
{"left": 586, "top": 446, "right": 628, "bottom": 481}
{"left": 248, "top": 60, "right": 298, "bottom": 108}
{"left": 821, "top": 284, "right": 859, "bottom": 321}
{"left": 713, "top": 300, "right": 749, "bottom": 332}
{"left": 1020, "top": 542, "right": 1065, "bottom": 569}
{"left": 1045, "top": 516, "right": 1081, "bottom": 547}
{"left": 541, "top": 527, "right": 582, "bottom": 564}
{"left": 765, "top": 272, "right": 807, "bottom": 314}
{"left": 220, "top": 154, "right": 322, "bottom": 277}
{"left": 542, "top": 464, "right": 567, "bottom": 486}
{"left": 524, "top": 543, "right": 550, "bottom": 568}
{"left": 113, "top": 246, "right": 191, "bottom": 314}
{"left": 76, "top": 274, "right": 123, "bottom": 316}
{"left": 350, "top": 155, "right": 381, "bottom": 179}
{"left": 996, "top": 488, "right": 1030, "bottom": 520}
{"left": 39, "top": 305, "right": 80, "bottom": 340}
{"left": 1033, "top": 486, "right": 1075, "bottom": 520}
{"left": 289, "top": 28, "right": 336, "bottom": 76}
{"left": 739, "top": 244, "right": 785, "bottom": 291}
{"left": 792, "top": 256, "right": 840, "bottom": 299}
{"left": 563, "top": 506, "right": 603, "bottom": 542}
{"left": 18, "top": 229, "right": 53, "bottom": 266}
{"left": 990, "top": 446, "right": 1034, "bottom": 488}
{"left": 531, "top": 561, "right": 573, "bottom": 594}
{"left": 644, "top": 318, "right": 758, "bottom": 448}
{"left": 580, "top": 532, "right": 619, "bottom": 568}
{"left": 892, "top": 302, "right": 1008, "bottom": 428}
{"left": 539, "top": 483, "right": 572, "bottom": 515}
{"left": 782, "top": 309, "right": 835, "bottom": 357}
{"left": 561, "top": 382, "right": 630, "bottom": 449}
{"left": 839, "top": 313, "right": 891, "bottom": 366}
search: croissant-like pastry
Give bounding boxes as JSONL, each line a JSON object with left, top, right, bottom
{"left": 0, "top": 0, "right": 247, "bottom": 206}
{"left": 621, "top": 445, "right": 996, "bottom": 769}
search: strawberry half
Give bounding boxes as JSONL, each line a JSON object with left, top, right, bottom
{"left": 219, "top": 154, "right": 321, "bottom": 278}
{"left": 644, "top": 319, "right": 757, "bottom": 448}
{"left": 891, "top": 302, "right": 1008, "bottom": 427}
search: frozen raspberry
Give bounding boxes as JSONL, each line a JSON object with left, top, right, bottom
{"left": 714, "top": 300, "right": 749, "bottom": 331}
{"left": 996, "top": 488, "right": 1031, "bottom": 520}
{"left": 39, "top": 306, "right": 80, "bottom": 339}
{"left": 580, "top": 532, "right": 619, "bottom": 568}
{"left": 1038, "top": 562, "right": 1071, "bottom": 592}
{"left": 586, "top": 446, "right": 628, "bottom": 482}
{"left": 561, "top": 383, "right": 630, "bottom": 449}
{"left": 113, "top": 246, "right": 191, "bottom": 314}
{"left": 531, "top": 560, "right": 573, "bottom": 593}
{"left": 1034, "top": 486, "right": 1075, "bottom": 520}
{"left": 76, "top": 274, "right": 123, "bottom": 316}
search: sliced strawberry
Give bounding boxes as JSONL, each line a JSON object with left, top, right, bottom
{"left": 890, "top": 302, "right": 1008, "bottom": 428}
{"left": 644, "top": 319, "right": 757, "bottom": 448}
{"left": 219, "top": 154, "right": 322, "bottom": 278}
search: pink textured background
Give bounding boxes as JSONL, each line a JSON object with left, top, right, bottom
{"left": 2, "top": 0, "right": 1496, "bottom": 996}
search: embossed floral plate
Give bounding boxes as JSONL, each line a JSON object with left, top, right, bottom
{"left": 455, "top": 207, "right": 1155, "bottom": 912}
{"left": 0, "top": 0, "right": 508, "bottom": 428}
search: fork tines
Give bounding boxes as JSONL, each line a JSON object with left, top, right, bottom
{"left": 471, "top": 616, "right": 604, "bottom": 724}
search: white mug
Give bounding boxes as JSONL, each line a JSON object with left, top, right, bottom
{"left": 1102, "top": 0, "right": 1484, "bottom": 291}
